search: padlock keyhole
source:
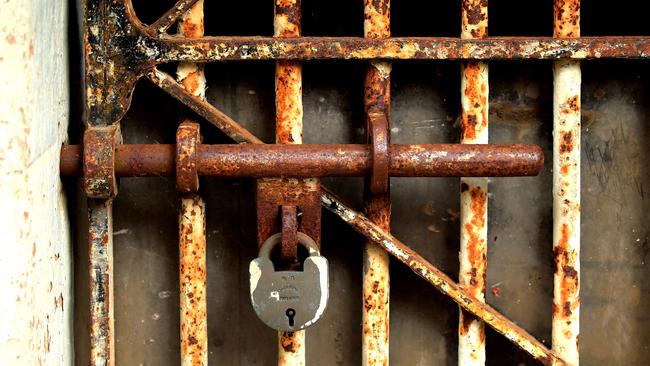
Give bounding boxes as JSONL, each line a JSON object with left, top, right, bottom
{"left": 286, "top": 308, "right": 296, "bottom": 327}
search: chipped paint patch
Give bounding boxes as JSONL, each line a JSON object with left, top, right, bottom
{"left": 0, "top": 1, "right": 71, "bottom": 364}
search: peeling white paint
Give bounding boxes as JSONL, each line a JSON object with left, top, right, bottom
{"left": 249, "top": 260, "right": 262, "bottom": 297}
{"left": 0, "top": 0, "right": 71, "bottom": 365}
{"left": 302, "top": 257, "right": 328, "bottom": 328}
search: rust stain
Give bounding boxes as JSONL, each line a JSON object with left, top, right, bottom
{"left": 562, "top": 96, "right": 579, "bottom": 114}
{"left": 553, "top": 224, "right": 579, "bottom": 319}
{"left": 83, "top": 126, "right": 121, "bottom": 199}
{"left": 364, "top": 0, "right": 390, "bottom": 39}
{"left": 463, "top": 187, "right": 487, "bottom": 299}
{"left": 462, "top": 0, "right": 488, "bottom": 39}
{"left": 280, "top": 332, "right": 298, "bottom": 353}
{"left": 461, "top": 61, "right": 488, "bottom": 142}
{"left": 61, "top": 143, "right": 545, "bottom": 178}
{"left": 363, "top": 1, "right": 391, "bottom": 364}
{"left": 554, "top": 0, "right": 580, "bottom": 38}
{"left": 559, "top": 131, "right": 573, "bottom": 154}
{"left": 160, "top": 35, "right": 650, "bottom": 62}
{"left": 560, "top": 164, "right": 570, "bottom": 176}
{"left": 176, "top": 2, "right": 208, "bottom": 364}
{"left": 176, "top": 122, "right": 200, "bottom": 193}
{"left": 275, "top": 61, "right": 303, "bottom": 145}
{"left": 179, "top": 195, "right": 208, "bottom": 366}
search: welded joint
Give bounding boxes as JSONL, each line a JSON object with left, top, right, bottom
{"left": 368, "top": 112, "right": 389, "bottom": 194}
{"left": 83, "top": 125, "right": 122, "bottom": 199}
{"left": 176, "top": 121, "right": 201, "bottom": 193}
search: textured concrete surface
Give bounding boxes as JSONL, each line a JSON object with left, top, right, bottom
{"left": 0, "top": 1, "right": 72, "bottom": 365}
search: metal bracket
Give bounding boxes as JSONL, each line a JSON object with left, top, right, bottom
{"left": 368, "top": 111, "right": 389, "bottom": 194}
{"left": 256, "top": 178, "right": 321, "bottom": 264}
{"left": 176, "top": 121, "right": 201, "bottom": 193}
{"left": 83, "top": 125, "right": 122, "bottom": 199}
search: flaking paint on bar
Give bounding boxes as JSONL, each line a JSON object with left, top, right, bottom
{"left": 459, "top": 0, "right": 489, "bottom": 364}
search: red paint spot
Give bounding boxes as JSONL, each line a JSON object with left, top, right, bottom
{"left": 491, "top": 286, "right": 500, "bottom": 297}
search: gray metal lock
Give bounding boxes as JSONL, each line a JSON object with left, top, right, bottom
{"left": 249, "top": 232, "right": 329, "bottom": 331}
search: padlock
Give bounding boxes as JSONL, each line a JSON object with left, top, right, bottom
{"left": 249, "top": 232, "right": 329, "bottom": 331}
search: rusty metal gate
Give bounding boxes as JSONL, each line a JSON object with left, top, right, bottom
{"left": 62, "top": 0, "right": 650, "bottom": 365}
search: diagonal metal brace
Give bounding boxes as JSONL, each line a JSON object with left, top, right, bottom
{"left": 144, "top": 69, "right": 566, "bottom": 365}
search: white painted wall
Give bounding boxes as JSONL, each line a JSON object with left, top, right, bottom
{"left": 0, "top": 0, "right": 72, "bottom": 364}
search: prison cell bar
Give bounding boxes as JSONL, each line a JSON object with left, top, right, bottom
{"left": 75, "top": 73, "right": 561, "bottom": 363}
{"left": 459, "top": 0, "right": 489, "bottom": 364}
{"left": 84, "top": 124, "right": 121, "bottom": 366}
{"left": 362, "top": 1, "right": 391, "bottom": 364}
{"left": 127, "top": 74, "right": 563, "bottom": 363}
{"left": 274, "top": 0, "right": 306, "bottom": 363}
{"left": 552, "top": 1, "right": 581, "bottom": 365}
{"left": 88, "top": 199, "right": 115, "bottom": 366}
{"left": 175, "top": 1, "right": 208, "bottom": 365}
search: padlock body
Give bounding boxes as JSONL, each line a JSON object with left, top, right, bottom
{"left": 249, "top": 256, "right": 329, "bottom": 331}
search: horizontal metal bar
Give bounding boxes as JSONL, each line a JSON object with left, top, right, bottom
{"left": 60, "top": 143, "right": 543, "bottom": 178}
{"left": 156, "top": 36, "right": 650, "bottom": 62}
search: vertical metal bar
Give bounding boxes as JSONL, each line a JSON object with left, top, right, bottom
{"left": 363, "top": 1, "right": 391, "bottom": 365}
{"left": 89, "top": 199, "right": 115, "bottom": 366}
{"left": 179, "top": 195, "right": 208, "bottom": 365}
{"left": 177, "top": 2, "right": 208, "bottom": 365}
{"left": 459, "top": 1, "right": 488, "bottom": 365}
{"left": 275, "top": 0, "right": 306, "bottom": 364}
{"left": 552, "top": 1, "right": 581, "bottom": 365}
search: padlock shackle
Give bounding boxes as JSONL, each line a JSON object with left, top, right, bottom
{"left": 259, "top": 232, "right": 319, "bottom": 260}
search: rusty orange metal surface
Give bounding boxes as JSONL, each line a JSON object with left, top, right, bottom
{"left": 278, "top": 331, "right": 305, "bottom": 365}
{"left": 552, "top": 1, "right": 581, "bottom": 365}
{"left": 179, "top": 195, "right": 208, "bottom": 366}
{"left": 362, "top": 1, "right": 391, "bottom": 364}
{"left": 175, "top": 2, "right": 208, "bottom": 364}
{"left": 176, "top": 122, "right": 201, "bottom": 193}
{"left": 273, "top": 1, "right": 308, "bottom": 362}
{"left": 61, "top": 143, "right": 544, "bottom": 178}
{"left": 459, "top": 0, "right": 489, "bottom": 364}
{"left": 159, "top": 36, "right": 650, "bottom": 63}
{"left": 83, "top": 126, "right": 121, "bottom": 199}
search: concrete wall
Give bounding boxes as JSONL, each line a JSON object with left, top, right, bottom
{"left": 0, "top": 1, "right": 72, "bottom": 364}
